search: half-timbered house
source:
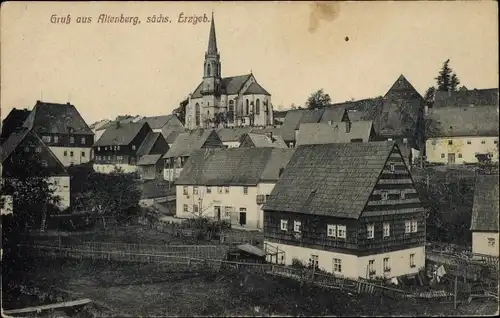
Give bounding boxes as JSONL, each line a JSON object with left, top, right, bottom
{"left": 262, "top": 141, "right": 426, "bottom": 279}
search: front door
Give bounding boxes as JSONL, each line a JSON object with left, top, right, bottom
{"left": 447, "top": 153, "right": 456, "bottom": 164}
{"left": 214, "top": 206, "right": 221, "bottom": 220}
{"left": 239, "top": 212, "right": 247, "bottom": 226}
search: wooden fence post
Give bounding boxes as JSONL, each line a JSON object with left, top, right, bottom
{"left": 454, "top": 276, "right": 458, "bottom": 309}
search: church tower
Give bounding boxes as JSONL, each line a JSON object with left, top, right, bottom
{"left": 202, "top": 13, "right": 222, "bottom": 96}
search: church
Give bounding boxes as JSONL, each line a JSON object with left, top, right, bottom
{"left": 185, "top": 14, "right": 274, "bottom": 130}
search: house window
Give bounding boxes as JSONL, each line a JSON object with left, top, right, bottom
{"left": 206, "top": 187, "right": 212, "bottom": 194}
{"left": 239, "top": 208, "right": 247, "bottom": 226}
{"left": 448, "top": 140, "right": 453, "bottom": 145}
{"left": 218, "top": 186, "right": 223, "bottom": 193}
{"left": 400, "top": 190, "right": 406, "bottom": 200}
{"left": 35, "top": 146, "right": 42, "bottom": 153}
{"left": 327, "top": 224, "right": 336, "bottom": 237}
{"left": 70, "top": 136, "right": 75, "bottom": 144}
{"left": 368, "top": 260, "right": 375, "bottom": 275}
{"left": 367, "top": 224, "right": 374, "bottom": 239}
{"left": 193, "top": 186, "right": 199, "bottom": 195}
{"left": 183, "top": 186, "right": 188, "bottom": 195}
{"left": 411, "top": 220, "right": 418, "bottom": 232}
{"left": 117, "top": 145, "right": 120, "bottom": 150}
{"left": 294, "top": 221, "right": 301, "bottom": 232}
{"left": 97, "top": 146, "right": 100, "bottom": 151}
{"left": 383, "top": 257, "right": 390, "bottom": 272}
{"left": 467, "top": 140, "right": 471, "bottom": 145}
{"left": 193, "top": 204, "right": 199, "bottom": 214}
{"left": 409, "top": 253, "right": 415, "bottom": 268}
{"left": 337, "top": 225, "right": 346, "bottom": 239}
{"left": 81, "top": 151, "right": 86, "bottom": 157}
{"left": 280, "top": 219, "right": 288, "bottom": 231}
{"left": 405, "top": 220, "right": 411, "bottom": 233}
{"left": 41, "top": 160, "right": 48, "bottom": 167}
{"left": 487, "top": 238, "right": 496, "bottom": 247}
{"left": 54, "top": 136, "right": 59, "bottom": 143}
{"left": 132, "top": 145, "right": 136, "bottom": 150}
{"left": 70, "top": 151, "right": 74, "bottom": 157}
{"left": 81, "top": 137, "right": 86, "bottom": 144}
{"left": 389, "top": 163, "right": 395, "bottom": 172}
{"left": 63, "top": 150, "right": 67, "bottom": 156}
{"left": 309, "top": 255, "right": 319, "bottom": 269}
{"left": 24, "top": 146, "right": 30, "bottom": 152}
{"left": 225, "top": 186, "right": 230, "bottom": 194}
{"left": 431, "top": 140, "right": 436, "bottom": 145}
{"left": 224, "top": 206, "right": 232, "bottom": 217}
{"left": 105, "top": 147, "right": 108, "bottom": 151}
{"left": 381, "top": 190, "right": 389, "bottom": 201}
{"left": 494, "top": 140, "right": 498, "bottom": 145}
{"left": 481, "top": 140, "right": 486, "bottom": 144}
{"left": 256, "top": 194, "right": 265, "bottom": 204}
{"left": 243, "top": 187, "right": 248, "bottom": 195}
{"left": 441, "top": 153, "right": 445, "bottom": 158}
{"left": 333, "top": 258, "right": 342, "bottom": 273}
{"left": 42, "top": 135, "right": 51, "bottom": 143}
{"left": 458, "top": 153, "right": 462, "bottom": 158}
{"left": 383, "top": 222, "right": 390, "bottom": 237}
{"left": 183, "top": 204, "right": 188, "bottom": 212}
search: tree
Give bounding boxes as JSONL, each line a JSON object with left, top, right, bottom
{"left": 435, "top": 59, "right": 461, "bottom": 92}
{"left": 423, "top": 86, "right": 436, "bottom": 107}
{"left": 305, "top": 89, "right": 331, "bottom": 110}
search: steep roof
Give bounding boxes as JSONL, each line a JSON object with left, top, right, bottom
{"left": 1, "top": 128, "right": 31, "bottom": 162}
{"left": 1, "top": 108, "right": 32, "bottom": 141}
{"left": 164, "top": 130, "right": 183, "bottom": 144}
{"left": 273, "top": 110, "right": 288, "bottom": 119}
{"left": 175, "top": 147, "right": 295, "bottom": 186}
{"left": 280, "top": 109, "right": 325, "bottom": 142}
{"left": 216, "top": 127, "right": 254, "bottom": 142}
{"left": 427, "top": 106, "right": 499, "bottom": 137}
{"left": 328, "top": 98, "right": 384, "bottom": 120}
{"left": 23, "top": 101, "right": 93, "bottom": 135}
{"left": 384, "top": 74, "right": 422, "bottom": 99}
{"left": 137, "top": 115, "right": 183, "bottom": 130}
{"left": 207, "top": 12, "right": 218, "bottom": 54}
{"left": 164, "top": 129, "right": 217, "bottom": 158}
{"left": 191, "top": 74, "right": 252, "bottom": 98}
{"left": 94, "top": 122, "right": 148, "bottom": 146}
{"left": 470, "top": 174, "right": 499, "bottom": 232}
{"left": 297, "top": 121, "right": 374, "bottom": 146}
{"left": 137, "top": 132, "right": 163, "bottom": 156}
{"left": 319, "top": 106, "right": 348, "bottom": 123}
{"left": 434, "top": 88, "right": 499, "bottom": 108}
{"left": 241, "top": 132, "right": 288, "bottom": 148}
{"left": 242, "top": 82, "right": 271, "bottom": 96}
{"left": 137, "top": 154, "right": 163, "bottom": 166}
{"left": 263, "top": 141, "right": 397, "bottom": 219}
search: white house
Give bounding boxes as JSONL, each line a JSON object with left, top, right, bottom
{"left": 175, "top": 147, "right": 295, "bottom": 231}
{"left": 470, "top": 174, "right": 499, "bottom": 257}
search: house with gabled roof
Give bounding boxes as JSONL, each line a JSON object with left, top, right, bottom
{"left": 137, "top": 114, "right": 185, "bottom": 142}
{"left": 216, "top": 127, "right": 254, "bottom": 148}
{"left": 296, "top": 121, "right": 378, "bottom": 146}
{"left": 185, "top": 14, "right": 273, "bottom": 129}
{"left": 1, "top": 128, "right": 71, "bottom": 210}
{"left": 136, "top": 132, "right": 169, "bottom": 180}
{"left": 470, "top": 174, "right": 499, "bottom": 257}
{"left": 22, "top": 101, "right": 95, "bottom": 167}
{"left": 262, "top": 141, "right": 426, "bottom": 279}
{"left": 175, "top": 147, "right": 295, "bottom": 231}
{"left": 239, "top": 132, "right": 288, "bottom": 149}
{"left": 1, "top": 108, "right": 31, "bottom": 144}
{"left": 433, "top": 88, "right": 499, "bottom": 109}
{"left": 425, "top": 106, "right": 499, "bottom": 164}
{"left": 162, "top": 129, "right": 224, "bottom": 181}
{"left": 280, "top": 108, "right": 326, "bottom": 147}
{"left": 93, "top": 122, "right": 167, "bottom": 174}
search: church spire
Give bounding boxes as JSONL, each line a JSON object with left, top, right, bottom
{"left": 207, "top": 12, "right": 218, "bottom": 54}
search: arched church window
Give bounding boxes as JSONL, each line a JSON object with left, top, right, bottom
{"left": 211, "top": 62, "right": 216, "bottom": 76}
{"left": 207, "top": 64, "right": 211, "bottom": 77}
{"left": 195, "top": 103, "right": 201, "bottom": 127}
{"left": 246, "top": 100, "right": 250, "bottom": 115}
{"left": 256, "top": 99, "right": 261, "bottom": 115}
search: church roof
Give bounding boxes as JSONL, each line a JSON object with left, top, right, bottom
{"left": 243, "top": 82, "right": 271, "bottom": 96}
{"left": 191, "top": 74, "right": 253, "bottom": 98}
{"left": 207, "top": 13, "right": 218, "bottom": 54}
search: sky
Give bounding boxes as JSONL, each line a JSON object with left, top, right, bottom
{"left": 1, "top": 1, "right": 498, "bottom": 125}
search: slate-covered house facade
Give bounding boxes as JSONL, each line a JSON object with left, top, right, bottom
{"left": 1, "top": 129, "right": 71, "bottom": 210}
{"left": 470, "top": 174, "right": 499, "bottom": 257}
{"left": 93, "top": 122, "right": 157, "bottom": 174}
{"left": 262, "top": 141, "right": 426, "bottom": 279}
{"left": 175, "top": 147, "right": 295, "bottom": 231}
{"left": 22, "top": 101, "right": 95, "bottom": 167}
{"left": 163, "top": 129, "right": 224, "bottom": 181}
{"left": 136, "top": 132, "right": 170, "bottom": 180}
{"left": 1, "top": 108, "right": 31, "bottom": 144}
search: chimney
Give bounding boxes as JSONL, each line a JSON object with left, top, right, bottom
{"left": 36, "top": 100, "right": 41, "bottom": 104}
{"left": 424, "top": 105, "right": 429, "bottom": 116}
{"left": 346, "top": 121, "right": 352, "bottom": 133}
{"left": 66, "top": 102, "right": 71, "bottom": 105}
{"left": 266, "top": 132, "right": 273, "bottom": 142}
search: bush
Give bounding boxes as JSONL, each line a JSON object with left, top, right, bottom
{"left": 291, "top": 258, "right": 306, "bottom": 269}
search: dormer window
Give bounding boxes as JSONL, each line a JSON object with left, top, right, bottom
{"left": 448, "top": 140, "right": 453, "bottom": 145}
{"left": 132, "top": 145, "right": 136, "bottom": 150}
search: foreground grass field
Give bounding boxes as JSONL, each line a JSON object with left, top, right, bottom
{"left": 3, "top": 258, "right": 498, "bottom": 317}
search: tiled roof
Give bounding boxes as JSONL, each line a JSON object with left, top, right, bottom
{"left": 280, "top": 109, "right": 325, "bottom": 142}
{"left": 164, "top": 130, "right": 183, "bottom": 144}
{"left": 328, "top": 98, "right": 384, "bottom": 120}
{"left": 90, "top": 119, "right": 111, "bottom": 131}
{"left": 191, "top": 74, "right": 252, "bottom": 98}
{"left": 94, "top": 122, "right": 148, "bottom": 146}
{"left": 1, "top": 128, "right": 31, "bottom": 162}
{"left": 434, "top": 88, "right": 499, "bottom": 108}
{"left": 137, "top": 154, "right": 163, "bottom": 166}
{"left": 23, "top": 101, "right": 93, "bottom": 135}
{"left": 263, "top": 141, "right": 397, "bottom": 219}
{"left": 1, "top": 108, "right": 31, "bottom": 141}
{"left": 427, "top": 106, "right": 499, "bottom": 137}
{"left": 137, "top": 115, "right": 184, "bottom": 130}
{"left": 164, "top": 129, "right": 216, "bottom": 158}
{"left": 242, "top": 82, "right": 271, "bottom": 96}
{"left": 137, "top": 132, "right": 163, "bottom": 156}
{"left": 175, "top": 147, "right": 294, "bottom": 186}
{"left": 319, "top": 106, "right": 347, "bottom": 123}
{"left": 241, "top": 133, "right": 288, "bottom": 148}
{"left": 470, "top": 174, "right": 499, "bottom": 232}
{"left": 296, "top": 121, "right": 374, "bottom": 146}
{"left": 216, "top": 127, "right": 254, "bottom": 142}
{"left": 384, "top": 74, "right": 422, "bottom": 99}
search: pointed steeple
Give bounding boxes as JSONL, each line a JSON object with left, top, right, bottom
{"left": 207, "top": 12, "right": 218, "bottom": 55}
